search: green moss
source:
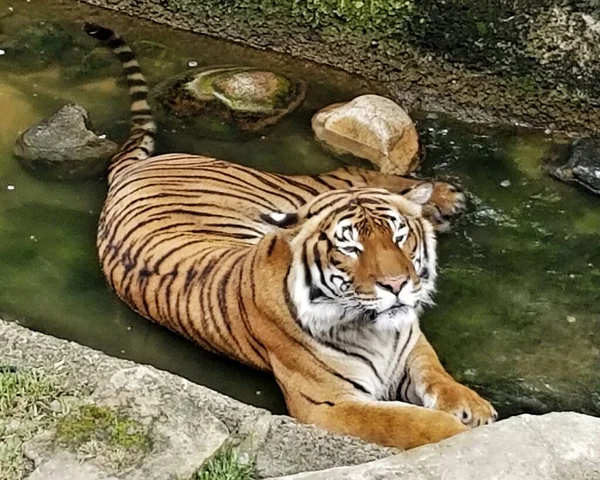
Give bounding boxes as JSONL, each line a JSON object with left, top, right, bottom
{"left": 194, "top": 446, "right": 256, "bottom": 480}
{"left": 163, "top": 0, "right": 415, "bottom": 39}
{"left": 57, "top": 404, "right": 150, "bottom": 450}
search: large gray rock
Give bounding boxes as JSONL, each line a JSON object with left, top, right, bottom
{"left": 24, "top": 366, "right": 230, "bottom": 480}
{"left": 14, "top": 104, "right": 117, "bottom": 180}
{"left": 269, "top": 412, "right": 600, "bottom": 480}
{"left": 0, "top": 320, "right": 392, "bottom": 479}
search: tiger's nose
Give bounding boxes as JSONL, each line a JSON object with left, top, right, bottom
{"left": 376, "top": 277, "right": 406, "bottom": 295}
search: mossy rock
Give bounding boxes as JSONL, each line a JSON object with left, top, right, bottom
{"left": 56, "top": 404, "right": 151, "bottom": 471}
{"left": 151, "top": 66, "right": 306, "bottom": 139}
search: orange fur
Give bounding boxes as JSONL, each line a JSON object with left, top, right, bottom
{"left": 86, "top": 23, "right": 496, "bottom": 450}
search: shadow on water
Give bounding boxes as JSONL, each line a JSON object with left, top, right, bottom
{"left": 0, "top": 0, "right": 598, "bottom": 417}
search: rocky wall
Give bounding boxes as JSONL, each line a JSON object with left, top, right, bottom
{"left": 79, "top": 0, "right": 600, "bottom": 133}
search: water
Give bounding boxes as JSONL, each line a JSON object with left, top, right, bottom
{"left": 1, "top": 0, "right": 599, "bottom": 418}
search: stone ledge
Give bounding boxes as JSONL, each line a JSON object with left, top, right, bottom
{"left": 269, "top": 411, "right": 600, "bottom": 480}
{"left": 0, "top": 319, "right": 394, "bottom": 479}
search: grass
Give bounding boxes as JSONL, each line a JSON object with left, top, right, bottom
{"left": 194, "top": 446, "right": 257, "bottom": 480}
{"left": 0, "top": 367, "right": 72, "bottom": 480}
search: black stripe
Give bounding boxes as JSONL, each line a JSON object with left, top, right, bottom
{"left": 130, "top": 108, "right": 152, "bottom": 116}
{"left": 266, "top": 237, "right": 277, "bottom": 256}
{"left": 317, "top": 338, "right": 385, "bottom": 385}
{"left": 128, "top": 78, "right": 147, "bottom": 87}
{"left": 107, "top": 37, "right": 126, "bottom": 49}
{"left": 123, "top": 64, "right": 142, "bottom": 75}
{"left": 130, "top": 90, "right": 148, "bottom": 101}
{"left": 117, "top": 50, "right": 135, "bottom": 63}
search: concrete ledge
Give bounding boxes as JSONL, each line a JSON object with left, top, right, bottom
{"left": 0, "top": 319, "right": 394, "bottom": 479}
{"left": 269, "top": 412, "right": 600, "bottom": 480}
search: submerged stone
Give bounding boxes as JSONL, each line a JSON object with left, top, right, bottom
{"left": 14, "top": 104, "right": 117, "bottom": 180}
{"left": 151, "top": 66, "right": 306, "bottom": 138}
{"left": 312, "top": 95, "right": 420, "bottom": 175}
{"left": 545, "top": 137, "right": 600, "bottom": 195}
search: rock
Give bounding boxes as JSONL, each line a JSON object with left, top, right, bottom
{"left": 0, "top": 22, "right": 74, "bottom": 70}
{"left": 546, "top": 137, "right": 600, "bottom": 195}
{"left": 24, "top": 366, "right": 231, "bottom": 480}
{"left": 269, "top": 412, "right": 600, "bottom": 480}
{"left": 0, "top": 320, "right": 393, "bottom": 479}
{"left": 151, "top": 66, "right": 306, "bottom": 138}
{"left": 27, "top": 451, "right": 118, "bottom": 480}
{"left": 311, "top": 95, "right": 420, "bottom": 175}
{"left": 14, "top": 104, "right": 117, "bottom": 180}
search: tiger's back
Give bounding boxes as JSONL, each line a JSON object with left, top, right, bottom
{"left": 100, "top": 152, "right": 377, "bottom": 367}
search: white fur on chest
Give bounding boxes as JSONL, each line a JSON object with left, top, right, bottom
{"left": 313, "top": 308, "right": 421, "bottom": 400}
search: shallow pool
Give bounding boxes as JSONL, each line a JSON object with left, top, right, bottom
{"left": 0, "top": 0, "right": 598, "bottom": 417}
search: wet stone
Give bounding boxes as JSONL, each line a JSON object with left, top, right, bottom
{"left": 312, "top": 95, "right": 420, "bottom": 175}
{"left": 151, "top": 66, "right": 306, "bottom": 138}
{"left": 13, "top": 104, "right": 117, "bottom": 180}
{"left": 546, "top": 137, "right": 600, "bottom": 195}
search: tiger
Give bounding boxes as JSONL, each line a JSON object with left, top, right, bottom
{"left": 84, "top": 22, "right": 496, "bottom": 450}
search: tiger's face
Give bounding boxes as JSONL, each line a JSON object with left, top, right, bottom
{"left": 265, "top": 184, "right": 437, "bottom": 336}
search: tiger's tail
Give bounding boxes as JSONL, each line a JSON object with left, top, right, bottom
{"left": 83, "top": 23, "right": 156, "bottom": 169}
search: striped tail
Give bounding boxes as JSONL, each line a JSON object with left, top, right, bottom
{"left": 83, "top": 23, "right": 156, "bottom": 171}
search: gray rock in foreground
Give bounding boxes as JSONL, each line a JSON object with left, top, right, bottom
{"left": 0, "top": 319, "right": 393, "bottom": 479}
{"left": 269, "top": 412, "right": 600, "bottom": 480}
{"left": 14, "top": 104, "right": 116, "bottom": 180}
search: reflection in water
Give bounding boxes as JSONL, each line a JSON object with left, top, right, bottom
{"left": 0, "top": 0, "right": 599, "bottom": 417}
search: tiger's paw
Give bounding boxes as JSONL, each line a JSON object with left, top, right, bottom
{"left": 423, "top": 182, "right": 466, "bottom": 231}
{"left": 422, "top": 379, "right": 497, "bottom": 428}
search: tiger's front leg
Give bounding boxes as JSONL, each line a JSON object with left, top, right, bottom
{"left": 322, "top": 167, "right": 466, "bottom": 230}
{"left": 403, "top": 333, "right": 497, "bottom": 427}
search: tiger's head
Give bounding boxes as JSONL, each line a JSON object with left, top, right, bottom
{"left": 263, "top": 184, "right": 437, "bottom": 336}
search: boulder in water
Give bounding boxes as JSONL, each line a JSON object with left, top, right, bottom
{"left": 14, "top": 104, "right": 117, "bottom": 180}
{"left": 151, "top": 66, "right": 306, "bottom": 138}
{"left": 546, "top": 137, "right": 600, "bottom": 195}
{"left": 312, "top": 95, "right": 420, "bottom": 175}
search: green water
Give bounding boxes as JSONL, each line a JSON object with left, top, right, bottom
{"left": 0, "top": 0, "right": 598, "bottom": 417}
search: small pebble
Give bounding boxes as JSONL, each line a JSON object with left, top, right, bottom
{"left": 566, "top": 315, "right": 576, "bottom": 324}
{"left": 0, "top": 49, "right": 5, "bottom": 56}
{"left": 544, "top": 128, "right": 551, "bottom": 135}
{"left": 49, "top": 399, "right": 62, "bottom": 413}
{"left": 500, "top": 180, "right": 511, "bottom": 187}
{"left": 7, "top": 184, "right": 15, "bottom": 191}
{"left": 188, "top": 60, "right": 198, "bottom": 68}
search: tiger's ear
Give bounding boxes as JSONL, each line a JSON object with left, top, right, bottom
{"left": 260, "top": 211, "right": 300, "bottom": 228}
{"left": 403, "top": 182, "right": 433, "bottom": 205}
